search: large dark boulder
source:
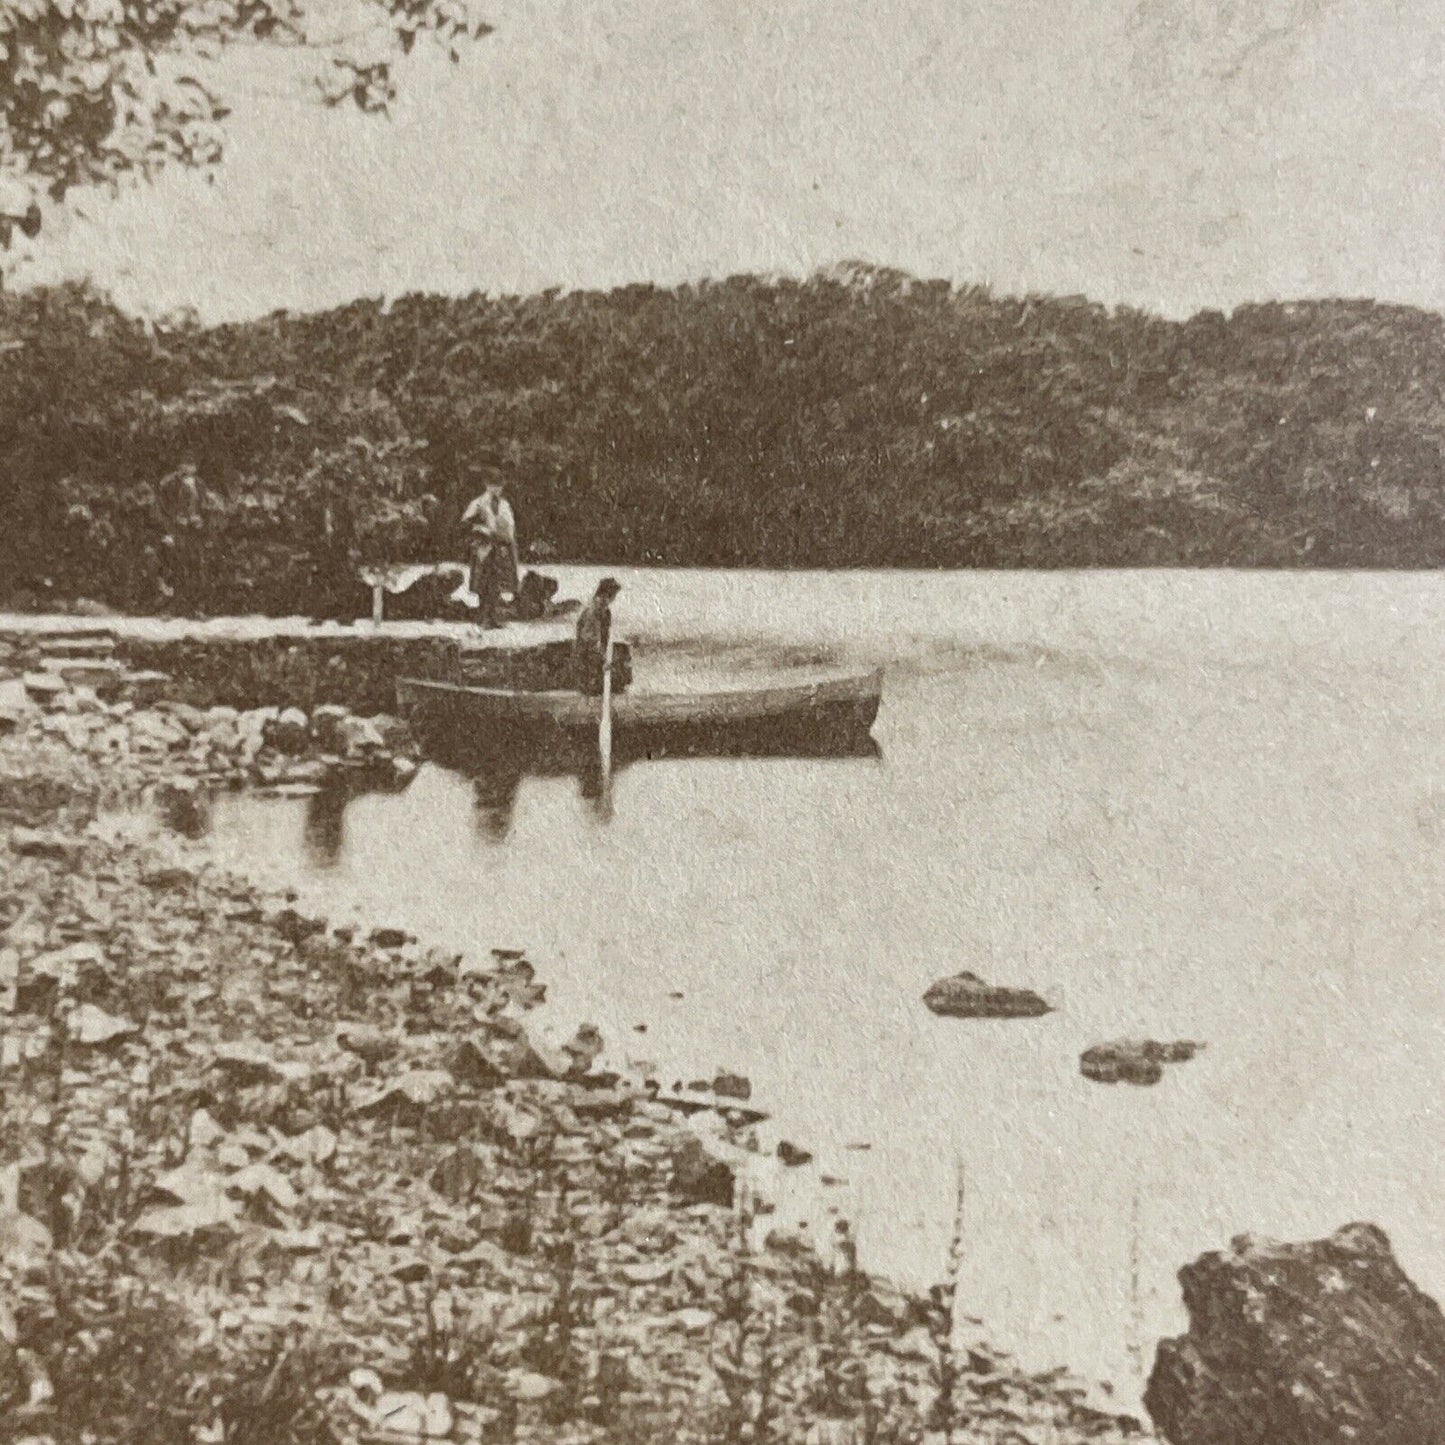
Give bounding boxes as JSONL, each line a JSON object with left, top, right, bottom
{"left": 1146, "top": 1223, "right": 1445, "bottom": 1445}
{"left": 370, "top": 565, "right": 470, "bottom": 622}
{"left": 513, "top": 570, "right": 559, "bottom": 621}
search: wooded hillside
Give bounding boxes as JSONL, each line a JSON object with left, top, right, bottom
{"left": 3, "top": 265, "right": 1442, "bottom": 613}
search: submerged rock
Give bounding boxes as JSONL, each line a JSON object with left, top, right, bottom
{"left": 1081, "top": 1038, "right": 1204, "bottom": 1086}
{"left": 1146, "top": 1223, "right": 1445, "bottom": 1445}
{"left": 923, "top": 971, "right": 1052, "bottom": 1019}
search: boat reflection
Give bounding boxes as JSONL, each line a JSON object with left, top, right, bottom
{"left": 288, "top": 726, "right": 881, "bottom": 856}
{"left": 471, "top": 766, "right": 524, "bottom": 841}
{"left": 289, "top": 767, "right": 417, "bottom": 868}
{"left": 466, "top": 725, "right": 882, "bottom": 834}
{"left": 302, "top": 779, "right": 349, "bottom": 864}
{"left": 431, "top": 719, "right": 881, "bottom": 772}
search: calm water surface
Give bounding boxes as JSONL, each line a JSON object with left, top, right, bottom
{"left": 206, "top": 568, "right": 1445, "bottom": 1404}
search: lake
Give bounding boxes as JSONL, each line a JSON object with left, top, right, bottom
{"left": 205, "top": 567, "right": 1445, "bottom": 1406}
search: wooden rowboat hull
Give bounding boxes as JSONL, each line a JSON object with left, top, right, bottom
{"left": 396, "top": 668, "right": 883, "bottom": 761}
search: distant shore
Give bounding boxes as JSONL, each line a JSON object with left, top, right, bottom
{"left": 3, "top": 277, "right": 1443, "bottom": 621}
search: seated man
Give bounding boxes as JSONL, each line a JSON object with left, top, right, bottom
{"left": 573, "top": 577, "right": 622, "bottom": 695}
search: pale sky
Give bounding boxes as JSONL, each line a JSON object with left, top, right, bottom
{"left": 19, "top": 0, "right": 1445, "bottom": 320}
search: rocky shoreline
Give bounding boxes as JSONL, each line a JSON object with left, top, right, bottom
{"left": 0, "top": 629, "right": 1146, "bottom": 1444}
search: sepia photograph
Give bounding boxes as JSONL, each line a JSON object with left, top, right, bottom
{"left": 2, "top": 1, "right": 1444, "bottom": 1441}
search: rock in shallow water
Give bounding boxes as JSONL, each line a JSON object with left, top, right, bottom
{"left": 369, "top": 926, "right": 411, "bottom": 949}
{"left": 922, "top": 971, "right": 1052, "bottom": 1019}
{"left": 669, "top": 1133, "right": 735, "bottom": 1208}
{"left": 1146, "top": 1223, "right": 1445, "bottom": 1445}
{"left": 1080, "top": 1038, "right": 1203, "bottom": 1086}
{"left": 713, "top": 1070, "right": 751, "bottom": 1100}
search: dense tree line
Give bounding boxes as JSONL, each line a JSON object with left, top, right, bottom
{"left": 1, "top": 265, "right": 1442, "bottom": 614}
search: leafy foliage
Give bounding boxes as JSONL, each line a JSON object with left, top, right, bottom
{"left": 0, "top": 0, "right": 494, "bottom": 238}
{"left": 1, "top": 268, "right": 1443, "bottom": 613}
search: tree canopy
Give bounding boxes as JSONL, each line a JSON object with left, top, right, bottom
{"left": 0, "top": 0, "right": 494, "bottom": 242}
{"left": 2, "top": 269, "right": 1442, "bottom": 614}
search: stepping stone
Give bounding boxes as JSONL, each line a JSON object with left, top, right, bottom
{"left": 22, "top": 672, "right": 67, "bottom": 703}
{"left": 38, "top": 634, "right": 116, "bottom": 658}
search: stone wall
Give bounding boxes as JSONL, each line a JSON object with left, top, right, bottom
{"left": 115, "top": 636, "right": 461, "bottom": 713}
{"left": 6, "top": 625, "right": 634, "bottom": 719}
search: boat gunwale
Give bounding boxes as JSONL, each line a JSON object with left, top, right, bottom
{"left": 396, "top": 666, "right": 884, "bottom": 729}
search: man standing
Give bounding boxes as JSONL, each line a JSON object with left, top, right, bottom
{"left": 574, "top": 577, "right": 622, "bottom": 694}
{"left": 461, "top": 471, "right": 519, "bottom": 628}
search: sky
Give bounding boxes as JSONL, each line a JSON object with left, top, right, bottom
{"left": 18, "top": 0, "right": 1445, "bottom": 321}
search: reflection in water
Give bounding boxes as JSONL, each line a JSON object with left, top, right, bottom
{"left": 450, "top": 734, "right": 878, "bottom": 838}
{"left": 298, "top": 771, "right": 427, "bottom": 865}
{"left": 295, "top": 758, "right": 632, "bottom": 846}
{"left": 302, "top": 783, "right": 348, "bottom": 868}
{"left": 472, "top": 767, "right": 523, "bottom": 842}
{"left": 240, "top": 730, "right": 881, "bottom": 856}
{"left": 432, "top": 726, "right": 882, "bottom": 838}
{"left": 577, "top": 754, "right": 615, "bottom": 823}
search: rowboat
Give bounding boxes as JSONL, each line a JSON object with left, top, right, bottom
{"left": 396, "top": 666, "right": 884, "bottom": 760}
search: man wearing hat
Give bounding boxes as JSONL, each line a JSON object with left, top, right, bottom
{"left": 461, "top": 469, "right": 519, "bottom": 628}
{"left": 574, "top": 577, "right": 622, "bottom": 694}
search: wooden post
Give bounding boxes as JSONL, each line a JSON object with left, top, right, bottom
{"left": 371, "top": 582, "right": 385, "bottom": 625}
